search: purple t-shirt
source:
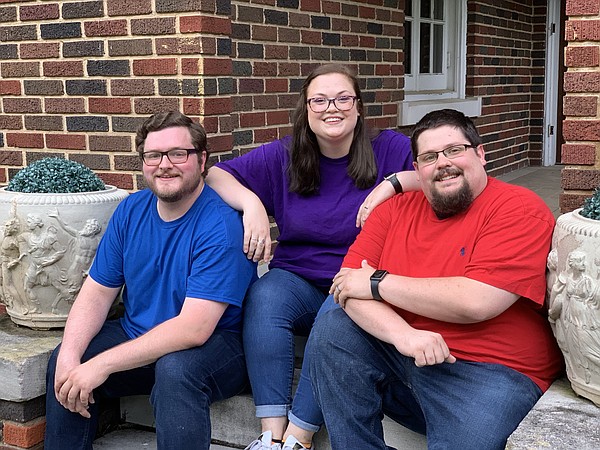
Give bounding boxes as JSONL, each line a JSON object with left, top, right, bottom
{"left": 217, "top": 129, "right": 413, "bottom": 288}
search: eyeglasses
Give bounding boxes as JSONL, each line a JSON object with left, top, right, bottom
{"left": 306, "top": 95, "right": 357, "bottom": 113}
{"left": 141, "top": 148, "right": 198, "bottom": 166}
{"left": 415, "top": 144, "right": 475, "bottom": 167}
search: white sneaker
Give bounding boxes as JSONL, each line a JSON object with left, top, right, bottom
{"left": 281, "top": 435, "right": 313, "bottom": 450}
{"left": 244, "top": 431, "right": 282, "bottom": 450}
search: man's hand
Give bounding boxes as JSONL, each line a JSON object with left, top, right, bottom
{"left": 393, "top": 328, "right": 457, "bottom": 367}
{"left": 54, "top": 357, "right": 108, "bottom": 418}
{"left": 331, "top": 260, "right": 376, "bottom": 307}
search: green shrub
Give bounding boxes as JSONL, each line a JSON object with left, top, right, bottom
{"left": 580, "top": 188, "right": 600, "bottom": 220}
{"left": 6, "top": 158, "right": 106, "bottom": 193}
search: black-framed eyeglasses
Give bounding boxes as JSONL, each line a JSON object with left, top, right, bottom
{"left": 141, "top": 148, "right": 198, "bottom": 166}
{"left": 415, "top": 144, "right": 475, "bottom": 167}
{"left": 306, "top": 95, "right": 358, "bottom": 113}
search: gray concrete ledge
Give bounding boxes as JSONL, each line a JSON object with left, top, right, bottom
{"left": 0, "top": 315, "right": 61, "bottom": 402}
{"left": 506, "top": 377, "right": 600, "bottom": 449}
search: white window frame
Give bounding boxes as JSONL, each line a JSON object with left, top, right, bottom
{"left": 399, "top": 0, "right": 481, "bottom": 126}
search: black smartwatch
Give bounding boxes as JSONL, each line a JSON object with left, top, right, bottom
{"left": 384, "top": 172, "right": 403, "bottom": 194}
{"left": 370, "top": 269, "right": 388, "bottom": 301}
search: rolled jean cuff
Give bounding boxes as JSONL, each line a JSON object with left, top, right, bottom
{"left": 288, "top": 411, "right": 321, "bottom": 433}
{"left": 256, "top": 404, "right": 290, "bottom": 419}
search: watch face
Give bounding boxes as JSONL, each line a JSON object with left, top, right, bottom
{"left": 372, "top": 269, "right": 387, "bottom": 280}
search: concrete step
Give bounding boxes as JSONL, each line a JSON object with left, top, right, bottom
{"left": 120, "top": 392, "right": 427, "bottom": 449}
{"left": 93, "top": 427, "right": 236, "bottom": 449}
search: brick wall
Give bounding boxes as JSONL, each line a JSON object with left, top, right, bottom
{"left": 467, "top": 1, "right": 547, "bottom": 174}
{"left": 560, "top": 0, "right": 600, "bottom": 212}
{"left": 0, "top": 0, "right": 555, "bottom": 190}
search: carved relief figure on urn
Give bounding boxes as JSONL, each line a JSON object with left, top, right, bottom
{"left": 548, "top": 188, "right": 600, "bottom": 406}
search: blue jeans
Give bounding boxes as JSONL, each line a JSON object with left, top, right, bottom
{"left": 45, "top": 320, "right": 248, "bottom": 450}
{"left": 243, "top": 268, "right": 327, "bottom": 431}
{"left": 308, "top": 308, "right": 543, "bottom": 450}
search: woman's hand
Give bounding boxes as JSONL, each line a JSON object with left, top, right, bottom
{"left": 242, "top": 200, "right": 272, "bottom": 263}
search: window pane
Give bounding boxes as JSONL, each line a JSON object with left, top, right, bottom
{"left": 433, "top": 24, "right": 443, "bottom": 73}
{"left": 419, "top": 22, "right": 431, "bottom": 73}
{"left": 406, "top": 0, "right": 413, "bottom": 17}
{"left": 434, "top": 0, "right": 444, "bottom": 20}
{"left": 405, "top": 20, "right": 412, "bottom": 75}
{"left": 421, "top": 0, "right": 431, "bottom": 19}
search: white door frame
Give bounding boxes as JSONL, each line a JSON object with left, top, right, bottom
{"left": 542, "top": 0, "right": 561, "bottom": 166}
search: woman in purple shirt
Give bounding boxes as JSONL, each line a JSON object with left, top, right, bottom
{"left": 206, "top": 64, "right": 417, "bottom": 450}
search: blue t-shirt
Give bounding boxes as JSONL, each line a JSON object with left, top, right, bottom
{"left": 217, "top": 129, "right": 413, "bottom": 288}
{"left": 89, "top": 185, "right": 257, "bottom": 338}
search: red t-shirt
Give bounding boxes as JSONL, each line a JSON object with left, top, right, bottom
{"left": 342, "top": 177, "right": 564, "bottom": 391}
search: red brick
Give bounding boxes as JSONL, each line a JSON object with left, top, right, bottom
{"left": 1, "top": 61, "right": 40, "bottom": 78}
{"left": 564, "top": 72, "right": 600, "bottom": 93}
{"left": 7, "top": 132, "right": 44, "bottom": 148}
{"left": 562, "top": 168, "right": 600, "bottom": 190}
{"left": 0, "top": 149, "right": 22, "bottom": 165}
{"left": 300, "top": 0, "right": 321, "bottom": 13}
{"left": 43, "top": 61, "right": 84, "bottom": 77}
{"left": 560, "top": 192, "right": 592, "bottom": 213}
{"left": 254, "top": 128, "right": 278, "bottom": 144}
{"left": 134, "top": 97, "right": 179, "bottom": 114}
{"left": 566, "top": 0, "right": 600, "bottom": 16}
{"left": 0, "top": 115, "right": 23, "bottom": 130}
{"left": 89, "top": 97, "right": 131, "bottom": 114}
{"left": 200, "top": 97, "right": 232, "bottom": 115}
{"left": 563, "top": 95, "right": 598, "bottom": 116}
{"left": 265, "top": 78, "right": 288, "bottom": 93}
{"left": 199, "top": 57, "right": 232, "bottom": 76}
{"left": 20, "top": 42, "right": 60, "bottom": 59}
{"left": 19, "top": 3, "right": 60, "bottom": 21}
{"left": 45, "top": 97, "right": 86, "bottom": 113}
{"left": 561, "top": 143, "right": 597, "bottom": 165}
{"left": 98, "top": 172, "right": 134, "bottom": 190}
{"left": 565, "top": 45, "right": 600, "bottom": 67}
{"left": 3, "top": 418, "right": 45, "bottom": 448}
{"left": 84, "top": 19, "right": 128, "bottom": 37}
{"left": 563, "top": 119, "right": 600, "bottom": 141}
{"left": 202, "top": 116, "right": 218, "bottom": 133}
{"left": 155, "top": 37, "right": 204, "bottom": 55}
{"left": 131, "top": 17, "right": 176, "bottom": 35}
{"left": 89, "top": 135, "right": 132, "bottom": 152}
{"left": 253, "top": 25, "right": 277, "bottom": 41}
{"left": 132, "top": 58, "right": 177, "bottom": 76}
{"left": 0, "top": 80, "right": 21, "bottom": 95}
{"left": 265, "top": 45, "right": 288, "bottom": 60}
{"left": 240, "top": 112, "right": 265, "bottom": 128}
{"left": 565, "top": 19, "right": 600, "bottom": 41}
{"left": 3, "top": 98, "right": 42, "bottom": 113}
{"left": 301, "top": 30, "right": 321, "bottom": 45}
{"left": 107, "top": 0, "right": 152, "bottom": 16}
{"left": 0, "top": 303, "right": 6, "bottom": 314}
{"left": 46, "top": 133, "right": 87, "bottom": 150}
{"left": 207, "top": 134, "right": 233, "bottom": 153}
{"left": 267, "top": 110, "right": 289, "bottom": 126}
{"left": 183, "top": 98, "right": 201, "bottom": 115}
{"left": 180, "top": 15, "right": 231, "bottom": 35}
{"left": 254, "top": 62, "right": 278, "bottom": 77}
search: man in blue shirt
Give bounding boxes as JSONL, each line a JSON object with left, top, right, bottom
{"left": 45, "top": 111, "right": 256, "bottom": 449}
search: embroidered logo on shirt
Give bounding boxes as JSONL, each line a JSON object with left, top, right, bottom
{"left": 460, "top": 247, "right": 466, "bottom": 256}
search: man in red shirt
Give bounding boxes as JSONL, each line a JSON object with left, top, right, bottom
{"left": 308, "top": 109, "right": 563, "bottom": 450}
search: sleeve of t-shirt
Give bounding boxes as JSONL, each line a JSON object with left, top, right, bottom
{"left": 88, "top": 201, "right": 126, "bottom": 289}
{"left": 377, "top": 130, "right": 414, "bottom": 172}
{"left": 186, "top": 241, "right": 255, "bottom": 308}
{"left": 216, "top": 140, "right": 286, "bottom": 215}
{"left": 464, "top": 195, "right": 554, "bottom": 306}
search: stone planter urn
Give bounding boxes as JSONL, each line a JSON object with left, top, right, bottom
{"left": 0, "top": 186, "right": 128, "bottom": 329}
{"left": 547, "top": 208, "right": 600, "bottom": 407}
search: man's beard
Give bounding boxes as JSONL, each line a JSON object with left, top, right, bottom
{"left": 148, "top": 171, "right": 202, "bottom": 203}
{"left": 430, "top": 168, "right": 474, "bottom": 219}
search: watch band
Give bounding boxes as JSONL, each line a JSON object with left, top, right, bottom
{"left": 384, "top": 172, "right": 403, "bottom": 194}
{"left": 370, "top": 269, "right": 388, "bottom": 301}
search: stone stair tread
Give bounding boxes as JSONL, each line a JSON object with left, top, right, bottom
{"left": 94, "top": 427, "right": 237, "bottom": 449}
